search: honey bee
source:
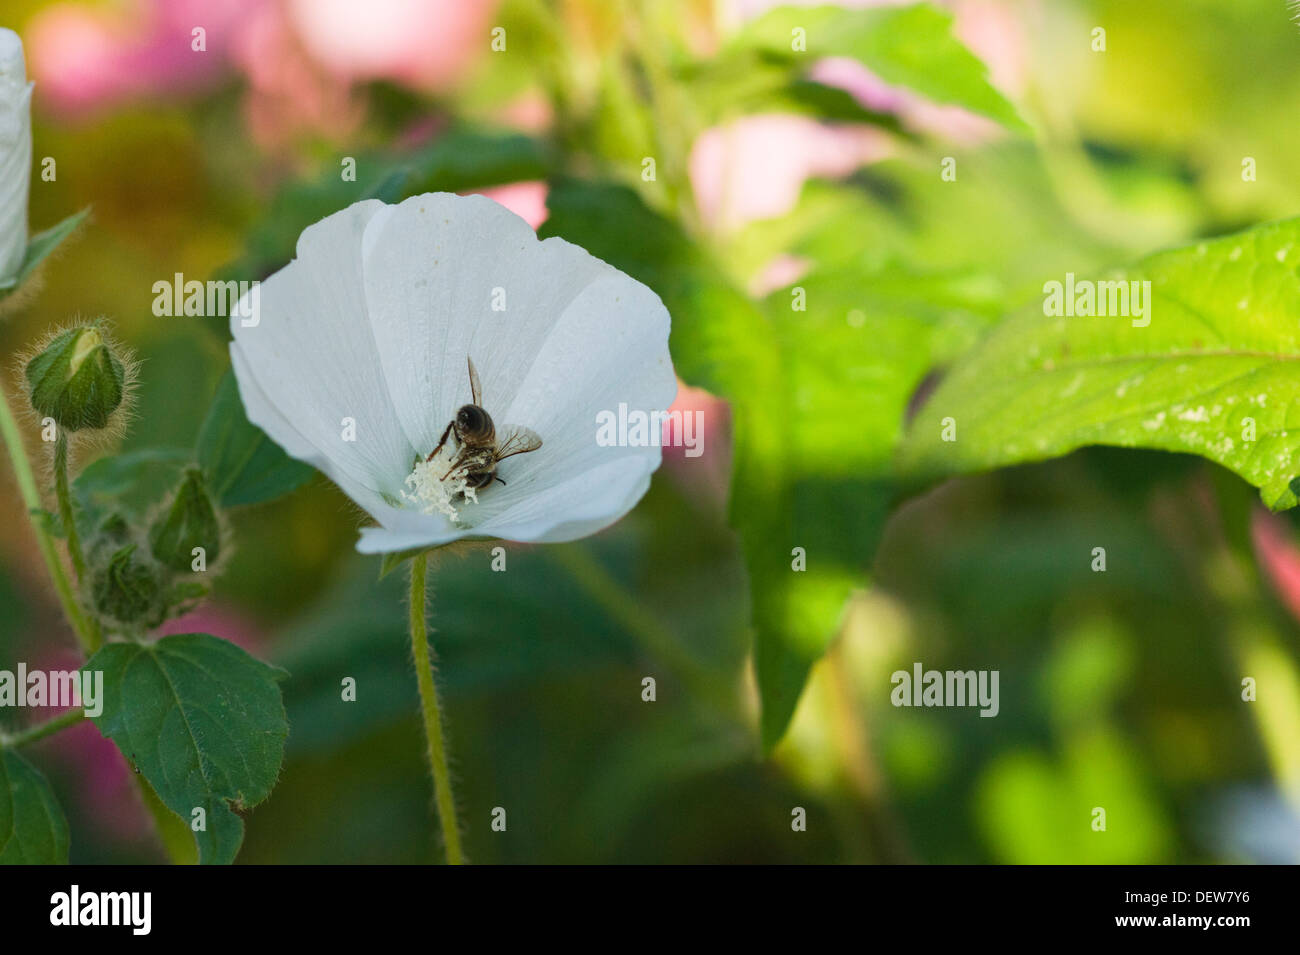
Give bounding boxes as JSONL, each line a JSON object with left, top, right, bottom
{"left": 426, "top": 356, "right": 542, "bottom": 490}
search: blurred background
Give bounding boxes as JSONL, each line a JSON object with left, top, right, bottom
{"left": 3, "top": 0, "right": 1300, "bottom": 863}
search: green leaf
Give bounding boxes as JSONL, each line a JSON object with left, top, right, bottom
{"left": 901, "top": 218, "right": 1300, "bottom": 510}
{"left": 733, "top": 3, "right": 1026, "bottom": 131}
{"left": 84, "top": 633, "right": 288, "bottom": 865}
{"left": 0, "top": 208, "right": 91, "bottom": 298}
{"left": 404, "top": 127, "right": 554, "bottom": 195}
{"left": 540, "top": 181, "right": 801, "bottom": 749}
{"left": 682, "top": 54, "right": 910, "bottom": 134}
{"left": 0, "top": 749, "right": 70, "bottom": 864}
{"left": 741, "top": 264, "right": 996, "bottom": 747}
{"left": 197, "top": 371, "right": 316, "bottom": 507}
{"left": 542, "top": 180, "right": 980, "bottom": 748}
{"left": 73, "top": 447, "right": 192, "bottom": 530}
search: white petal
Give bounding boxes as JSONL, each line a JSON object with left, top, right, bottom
{"left": 359, "top": 192, "right": 676, "bottom": 541}
{"left": 233, "top": 191, "right": 677, "bottom": 554}
{"left": 477, "top": 454, "right": 659, "bottom": 542}
{"left": 361, "top": 193, "right": 611, "bottom": 455}
{"left": 440, "top": 265, "right": 675, "bottom": 532}
{"left": 230, "top": 199, "right": 416, "bottom": 503}
{"left": 355, "top": 499, "right": 465, "bottom": 554}
{"left": 355, "top": 454, "right": 657, "bottom": 553}
{"left": 0, "top": 28, "right": 31, "bottom": 282}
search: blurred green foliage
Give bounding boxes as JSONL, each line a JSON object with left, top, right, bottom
{"left": 2, "top": 0, "right": 1300, "bottom": 863}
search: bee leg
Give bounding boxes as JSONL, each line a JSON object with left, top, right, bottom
{"left": 426, "top": 421, "right": 456, "bottom": 462}
{"left": 495, "top": 476, "right": 507, "bottom": 486}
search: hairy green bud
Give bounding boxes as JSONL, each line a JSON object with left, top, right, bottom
{"left": 25, "top": 326, "right": 125, "bottom": 431}
{"left": 91, "top": 543, "right": 161, "bottom": 626}
{"left": 149, "top": 469, "right": 221, "bottom": 573}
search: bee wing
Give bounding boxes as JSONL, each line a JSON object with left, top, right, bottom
{"left": 467, "top": 355, "right": 482, "bottom": 406}
{"left": 438, "top": 446, "right": 474, "bottom": 481}
{"left": 494, "top": 426, "right": 543, "bottom": 461}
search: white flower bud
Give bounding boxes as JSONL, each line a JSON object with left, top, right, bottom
{"left": 0, "top": 28, "right": 33, "bottom": 283}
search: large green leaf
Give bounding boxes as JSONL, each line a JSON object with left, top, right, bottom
{"left": 84, "top": 633, "right": 288, "bottom": 865}
{"left": 542, "top": 183, "right": 793, "bottom": 741}
{"left": 197, "top": 371, "right": 316, "bottom": 508}
{"left": 740, "top": 263, "right": 996, "bottom": 747}
{"left": 680, "top": 54, "right": 910, "bottom": 134}
{"left": 542, "top": 180, "right": 986, "bottom": 748}
{"left": 0, "top": 749, "right": 70, "bottom": 864}
{"left": 732, "top": 3, "right": 1026, "bottom": 131}
{"left": 901, "top": 218, "right": 1300, "bottom": 510}
{"left": 404, "top": 127, "right": 554, "bottom": 195}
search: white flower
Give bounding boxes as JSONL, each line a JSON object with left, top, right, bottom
{"left": 230, "top": 192, "right": 676, "bottom": 554}
{"left": 0, "top": 28, "right": 33, "bottom": 283}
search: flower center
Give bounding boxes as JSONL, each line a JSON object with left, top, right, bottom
{"left": 402, "top": 444, "right": 478, "bottom": 522}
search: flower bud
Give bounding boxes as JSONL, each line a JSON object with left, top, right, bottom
{"left": 25, "top": 326, "right": 126, "bottom": 431}
{"left": 149, "top": 469, "right": 221, "bottom": 573}
{"left": 0, "top": 28, "right": 32, "bottom": 284}
{"left": 91, "top": 543, "right": 161, "bottom": 626}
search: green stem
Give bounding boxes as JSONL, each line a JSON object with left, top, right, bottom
{"left": 0, "top": 387, "right": 98, "bottom": 655}
{"left": 408, "top": 552, "right": 465, "bottom": 865}
{"left": 630, "top": 0, "right": 700, "bottom": 228}
{"left": 54, "top": 431, "right": 88, "bottom": 581}
{"left": 0, "top": 707, "right": 85, "bottom": 748}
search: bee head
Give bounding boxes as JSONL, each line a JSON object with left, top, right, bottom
{"left": 456, "top": 404, "right": 493, "bottom": 441}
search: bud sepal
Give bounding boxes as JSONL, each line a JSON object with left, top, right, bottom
{"left": 24, "top": 323, "right": 131, "bottom": 432}
{"left": 149, "top": 468, "right": 222, "bottom": 573}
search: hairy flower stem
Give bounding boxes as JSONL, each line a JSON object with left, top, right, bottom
{"left": 408, "top": 552, "right": 465, "bottom": 864}
{"left": 53, "top": 431, "right": 87, "bottom": 580}
{"left": 0, "top": 387, "right": 98, "bottom": 655}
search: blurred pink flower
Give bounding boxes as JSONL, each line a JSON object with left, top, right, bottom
{"left": 469, "top": 181, "right": 548, "bottom": 231}
{"left": 951, "top": 0, "right": 1029, "bottom": 100}
{"left": 749, "top": 254, "right": 811, "bottom": 297}
{"left": 661, "top": 380, "right": 731, "bottom": 511}
{"left": 810, "top": 57, "right": 1003, "bottom": 145}
{"left": 690, "top": 114, "right": 891, "bottom": 231}
{"left": 723, "top": 0, "right": 1023, "bottom": 145}
{"left": 1253, "top": 508, "right": 1300, "bottom": 625}
{"left": 497, "top": 91, "right": 553, "bottom": 134}
{"left": 285, "top": 0, "right": 499, "bottom": 89}
{"left": 26, "top": 0, "right": 499, "bottom": 135}
{"left": 26, "top": 0, "right": 266, "bottom": 115}
{"left": 157, "top": 602, "right": 265, "bottom": 654}
{"left": 230, "top": 0, "right": 362, "bottom": 150}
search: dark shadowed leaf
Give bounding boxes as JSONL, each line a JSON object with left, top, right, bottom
{"left": 0, "top": 749, "right": 70, "bottom": 864}
{"left": 197, "top": 371, "right": 316, "bottom": 507}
